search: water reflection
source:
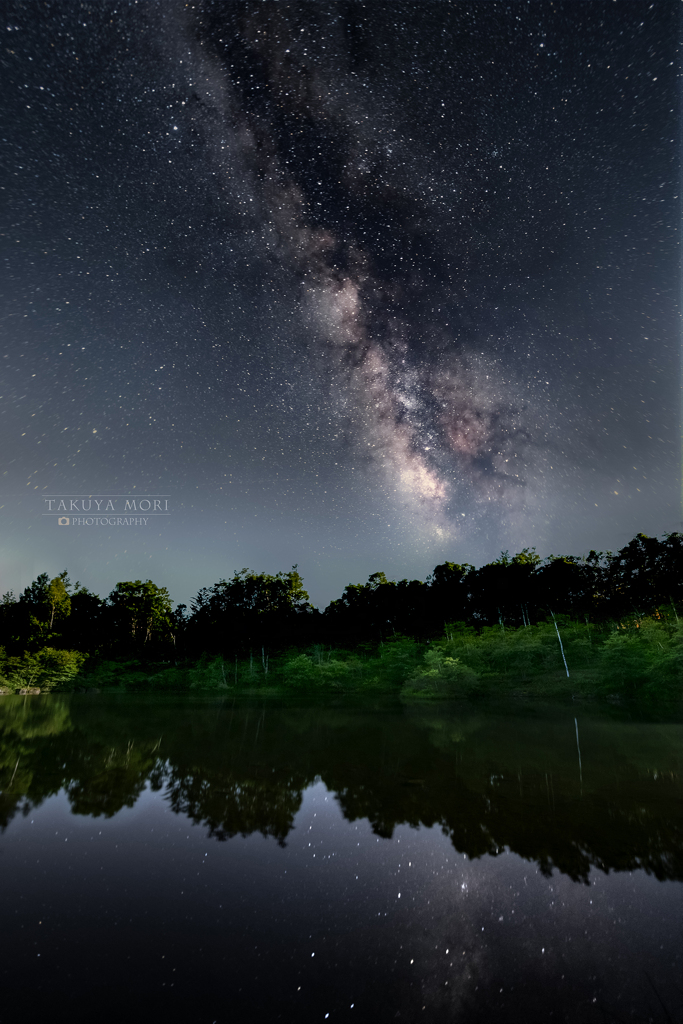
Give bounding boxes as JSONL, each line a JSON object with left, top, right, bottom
{"left": 2, "top": 695, "right": 681, "bottom": 882}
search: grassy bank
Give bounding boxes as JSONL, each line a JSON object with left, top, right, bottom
{"left": 3, "top": 611, "right": 680, "bottom": 701}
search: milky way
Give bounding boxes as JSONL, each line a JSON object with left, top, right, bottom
{"left": 162, "top": 1, "right": 553, "bottom": 537}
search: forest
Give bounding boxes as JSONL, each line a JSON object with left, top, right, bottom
{"left": 0, "top": 531, "right": 682, "bottom": 699}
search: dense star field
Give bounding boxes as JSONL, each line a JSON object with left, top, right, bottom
{"left": 0, "top": 1, "right": 679, "bottom": 608}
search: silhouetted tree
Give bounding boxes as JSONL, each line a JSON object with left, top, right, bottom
{"left": 603, "top": 533, "right": 683, "bottom": 616}
{"left": 60, "top": 587, "right": 107, "bottom": 655}
{"left": 536, "top": 553, "right": 605, "bottom": 620}
{"left": 188, "top": 566, "right": 317, "bottom": 656}
{"left": 323, "top": 572, "right": 431, "bottom": 642}
{"left": 465, "top": 549, "right": 541, "bottom": 626}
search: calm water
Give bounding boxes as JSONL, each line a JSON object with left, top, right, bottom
{"left": 1, "top": 695, "right": 682, "bottom": 1024}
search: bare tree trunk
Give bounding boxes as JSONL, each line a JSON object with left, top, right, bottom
{"left": 550, "top": 610, "right": 570, "bottom": 677}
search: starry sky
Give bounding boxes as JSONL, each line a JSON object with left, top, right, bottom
{"left": 1, "top": 0, "right": 680, "bottom": 609}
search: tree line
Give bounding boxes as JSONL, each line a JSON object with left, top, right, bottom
{"left": 0, "top": 531, "right": 681, "bottom": 664}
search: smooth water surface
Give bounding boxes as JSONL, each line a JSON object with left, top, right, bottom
{"left": 1, "top": 695, "right": 682, "bottom": 1023}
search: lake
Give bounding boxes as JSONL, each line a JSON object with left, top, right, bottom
{"left": 1, "top": 694, "right": 681, "bottom": 1023}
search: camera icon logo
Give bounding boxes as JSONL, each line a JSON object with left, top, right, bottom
{"left": 58, "top": 517, "right": 70, "bottom": 526}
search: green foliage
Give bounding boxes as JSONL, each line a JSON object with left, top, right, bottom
{"left": 187, "top": 656, "right": 232, "bottom": 690}
{"left": 278, "top": 637, "right": 422, "bottom": 692}
{"left": 281, "top": 652, "right": 368, "bottom": 690}
{"left": 404, "top": 648, "right": 480, "bottom": 696}
{"left": 1, "top": 610, "right": 677, "bottom": 700}
{"left": 282, "top": 654, "right": 324, "bottom": 688}
{"left": 46, "top": 573, "right": 71, "bottom": 628}
{"left": 424, "top": 613, "right": 682, "bottom": 700}
{"left": 2, "top": 535, "right": 682, "bottom": 701}
{"left": 20, "top": 571, "right": 72, "bottom": 628}
{"left": 0, "top": 646, "right": 87, "bottom": 692}
{"left": 435, "top": 618, "right": 596, "bottom": 685}
{"left": 596, "top": 619, "right": 683, "bottom": 699}
{"left": 107, "top": 580, "right": 174, "bottom": 649}
{"left": 376, "top": 635, "right": 422, "bottom": 684}
{"left": 74, "top": 658, "right": 195, "bottom": 692}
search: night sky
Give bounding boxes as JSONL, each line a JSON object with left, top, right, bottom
{"left": 1, "top": 0, "right": 679, "bottom": 609}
